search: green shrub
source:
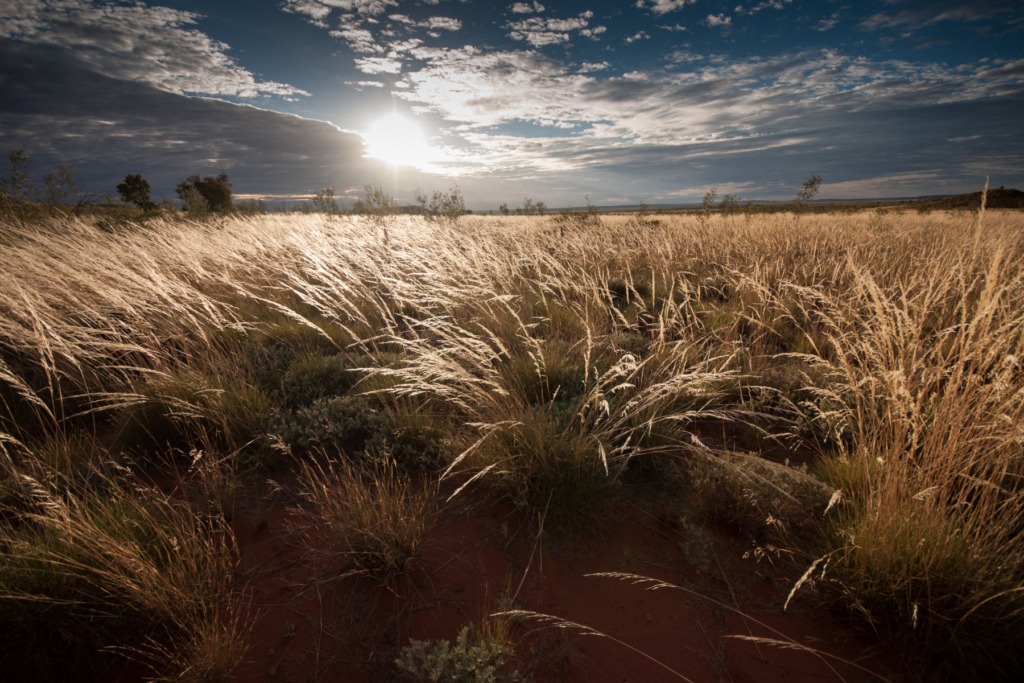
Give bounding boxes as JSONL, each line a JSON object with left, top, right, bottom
{"left": 396, "top": 624, "right": 521, "bottom": 683}
{"left": 296, "top": 457, "right": 437, "bottom": 586}
{"left": 114, "top": 370, "right": 273, "bottom": 457}
{"left": 277, "top": 352, "right": 366, "bottom": 409}
{"left": 271, "top": 394, "right": 386, "bottom": 455}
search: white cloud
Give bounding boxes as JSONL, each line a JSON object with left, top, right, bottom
{"left": 636, "top": 1, "right": 699, "bottom": 15}
{"left": 510, "top": 1, "right": 545, "bottom": 14}
{"left": 507, "top": 11, "right": 602, "bottom": 47}
{"left": 734, "top": 0, "right": 791, "bottom": 15}
{"left": 426, "top": 16, "right": 462, "bottom": 31}
{"left": 354, "top": 56, "right": 404, "bottom": 74}
{"left": 282, "top": 0, "right": 398, "bottom": 22}
{"left": 330, "top": 25, "right": 383, "bottom": 54}
{"left": 0, "top": 0, "right": 307, "bottom": 98}
{"left": 823, "top": 171, "right": 950, "bottom": 198}
{"left": 705, "top": 14, "right": 732, "bottom": 28}
{"left": 816, "top": 13, "right": 840, "bottom": 32}
{"left": 860, "top": 3, "right": 1018, "bottom": 32}
{"left": 625, "top": 31, "right": 650, "bottom": 43}
{"left": 382, "top": 44, "right": 1024, "bottom": 179}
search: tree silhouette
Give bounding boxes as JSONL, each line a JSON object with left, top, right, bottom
{"left": 176, "top": 173, "right": 233, "bottom": 213}
{"left": 796, "top": 174, "right": 823, "bottom": 205}
{"left": 42, "top": 165, "right": 76, "bottom": 206}
{"left": 1, "top": 150, "right": 31, "bottom": 204}
{"left": 116, "top": 173, "right": 156, "bottom": 210}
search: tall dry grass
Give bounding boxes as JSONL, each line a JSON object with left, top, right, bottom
{"left": 2, "top": 207, "right": 1023, "bottom": 678}
{"left": 0, "top": 442, "right": 246, "bottom": 681}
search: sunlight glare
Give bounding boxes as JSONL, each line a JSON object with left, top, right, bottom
{"left": 363, "top": 113, "right": 431, "bottom": 168}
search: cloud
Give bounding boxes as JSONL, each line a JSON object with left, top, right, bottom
{"left": 860, "top": 2, "right": 1022, "bottom": 32}
{"left": 353, "top": 56, "right": 404, "bottom": 74}
{"left": 0, "top": 0, "right": 307, "bottom": 98}
{"left": 285, "top": 0, "right": 464, "bottom": 73}
{"left": 0, "top": 42, "right": 385, "bottom": 199}
{"left": 704, "top": 14, "right": 732, "bottom": 28}
{"left": 510, "top": 2, "right": 545, "bottom": 14}
{"left": 282, "top": 0, "right": 398, "bottom": 24}
{"left": 734, "top": 1, "right": 792, "bottom": 15}
{"left": 636, "top": 1, "right": 698, "bottom": 15}
{"left": 816, "top": 13, "right": 840, "bottom": 32}
{"left": 388, "top": 14, "right": 462, "bottom": 32}
{"left": 506, "top": 10, "right": 603, "bottom": 47}
{"left": 378, "top": 39, "right": 1024, "bottom": 195}
{"left": 625, "top": 31, "right": 650, "bottom": 43}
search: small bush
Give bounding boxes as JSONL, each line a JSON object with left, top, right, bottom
{"left": 396, "top": 623, "right": 521, "bottom": 683}
{"left": 687, "top": 451, "right": 835, "bottom": 542}
{"left": 114, "top": 370, "right": 273, "bottom": 457}
{"left": 271, "top": 394, "right": 386, "bottom": 455}
{"left": 277, "top": 352, "right": 366, "bottom": 409}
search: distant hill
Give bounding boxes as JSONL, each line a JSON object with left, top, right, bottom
{"left": 903, "top": 187, "right": 1024, "bottom": 210}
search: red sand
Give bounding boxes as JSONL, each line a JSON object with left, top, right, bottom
{"left": 227, "top": 489, "right": 901, "bottom": 683}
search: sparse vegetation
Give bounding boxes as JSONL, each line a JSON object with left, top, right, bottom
{"left": 294, "top": 456, "right": 437, "bottom": 587}
{"left": 396, "top": 620, "right": 522, "bottom": 683}
{"left": 1, "top": 201, "right": 1022, "bottom": 680}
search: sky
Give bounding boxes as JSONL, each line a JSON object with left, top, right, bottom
{"left": 1, "top": 1, "right": 1022, "bottom": 210}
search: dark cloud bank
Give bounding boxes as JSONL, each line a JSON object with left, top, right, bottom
{"left": 0, "top": 42, "right": 382, "bottom": 203}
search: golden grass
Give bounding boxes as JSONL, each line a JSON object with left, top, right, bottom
{"left": 2, "top": 207, "right": 1023, "bottom": 678}
{"left": 0, "top": 446, "right": 246, "bottom": 681}
{"left": 294, "top": 455, "right": 438, "bottom": 587}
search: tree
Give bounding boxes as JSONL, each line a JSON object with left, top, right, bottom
{"left": 0, "top": 150, "right": 31, "bottom": 203}
{"left": 499, "top": 203, "right": 510, "bottom": 215}
{"left": 351, "top": 185, "right": 396, "bottom": 216}
{"left": 795, "top": 174, "right": 823, "bottom": 206}
{"left": 311, "top": 186, "right": 340, "bottom": 214}
{"left": 116, "top": 173, "right": 156, "bottom": 210}
{"left": 418, "top": 185, "right": 465, "bottom": 222}
{"left": 179, "top": 185, "right": 209, "bottom": 217}
{"left": 176, "top": 173, "right": 233, "bottom": 213}
{"left": 42, "top": 164, "right": 76, "bottom": 206}
{"left": 718, "top": 193, "right": 740, "bottom": 214}
{"left": 698, "top": 187, "right": 718, "bottom": 231}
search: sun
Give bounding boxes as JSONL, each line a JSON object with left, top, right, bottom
{"left": 363, "top": 113, "right": 432, "bottom": 168}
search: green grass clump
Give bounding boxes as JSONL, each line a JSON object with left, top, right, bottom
{"left": 113, "top": 368, "right": 273, "bottom": 458}
{"left": 277, "top": 351, "right": 366, "bottom": 409}
{"left": 295, "top": 456, "right": 438, "bottom": 587}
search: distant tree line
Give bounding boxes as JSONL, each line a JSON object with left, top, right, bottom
{"left": 3, "top": 147, "right": 832, "bottom": 225}
{"left": 498, "top": 197, "right": 547, "bottom": 215}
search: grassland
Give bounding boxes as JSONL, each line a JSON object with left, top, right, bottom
{"left": 1, "top": 206, "right": 1022, "bottom": 681}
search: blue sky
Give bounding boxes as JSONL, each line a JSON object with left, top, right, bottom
{"left": 1, "top": 1, "right": 1022, "bottom": 209}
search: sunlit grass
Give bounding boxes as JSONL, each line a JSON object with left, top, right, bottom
{"left": 1, "top": 207, "right": 1023, "bottom": 678}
